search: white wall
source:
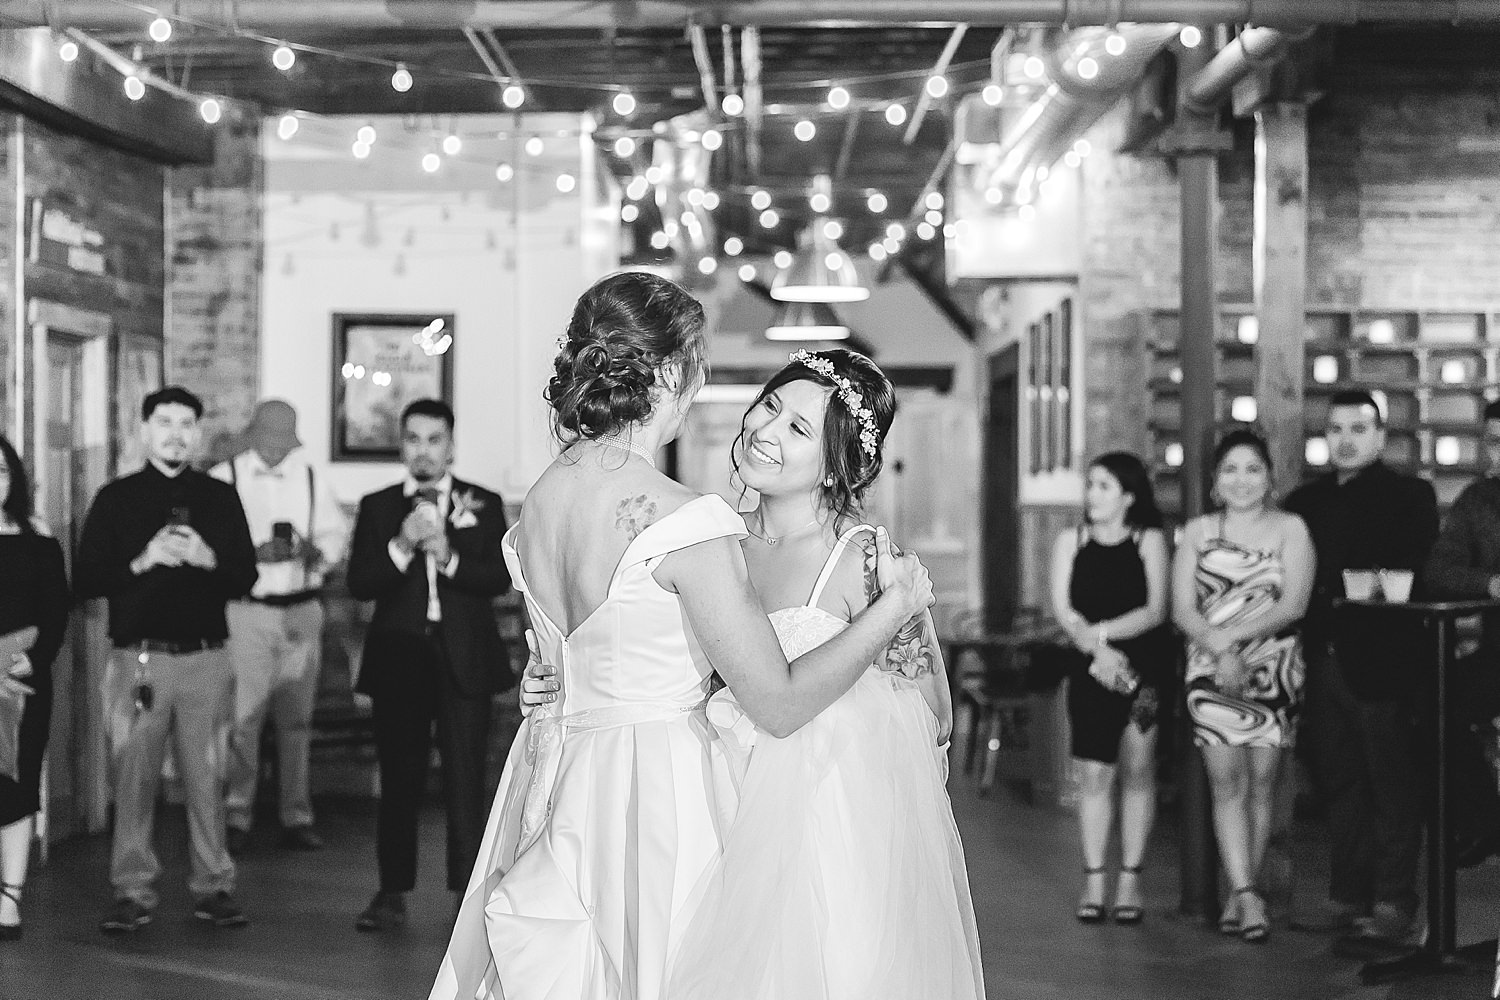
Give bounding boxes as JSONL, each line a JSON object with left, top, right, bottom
{"left": 260, "top": 113, "right": 615, "bottom": 507}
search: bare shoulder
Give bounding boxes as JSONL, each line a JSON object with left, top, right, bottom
{"left": 612, "top": 478, "right": 701, "bottom": 542}
{"left": 1271, "top": 509, "right": 1312, "bottom": 544}
{"left": 823, "top": 525, "right": 881, "bottom": 614}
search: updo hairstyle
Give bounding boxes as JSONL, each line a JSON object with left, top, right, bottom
{"left": 735, "top": 348, "right": 897, "bottom": 526}
{"left": 545, "top": 271, "right": 707, "bottom": 442}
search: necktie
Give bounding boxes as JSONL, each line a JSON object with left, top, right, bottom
{"left": 415, "top": 488, "right": 443, "bottom": 622}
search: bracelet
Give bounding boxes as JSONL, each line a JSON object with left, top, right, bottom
{"left": 1096, "top": 624, "right": 1109, "bottom": 648}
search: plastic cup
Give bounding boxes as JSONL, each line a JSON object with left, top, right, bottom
{"left": 1342, "top": 570, "right": 1379, "bottom": 601}
{"left": 1379, "top": 569, "right": 1414, "bottom": 603}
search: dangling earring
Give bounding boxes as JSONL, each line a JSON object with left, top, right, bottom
{"left": 823, "top": 476, "right": 835, "bottom": 488}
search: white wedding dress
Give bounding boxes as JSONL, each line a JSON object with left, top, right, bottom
{"left": 668, "top": 525, "right": 986, "bottom": 1000}
{"left": 430, "top": 494, "right": 747, "bottom": 1000}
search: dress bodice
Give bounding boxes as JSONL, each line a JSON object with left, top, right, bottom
{"left": 502, "top": 494, "right": 748, "bottom": 714}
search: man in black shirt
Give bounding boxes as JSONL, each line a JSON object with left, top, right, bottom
{"left": 1284, "top": 389, "right": 1439, "bottom": 944}
{"left": 76, "top": 386, "right": 257, "bottom": 933}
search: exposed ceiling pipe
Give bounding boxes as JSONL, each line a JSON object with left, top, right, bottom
{"left": 13, "top": 1, "right": 1500, "bottom": 31}
{"left": 1183, "top": 25, "right": 1301, "bottom": 112}
{"left": 984, "top": 24, "right": 1179, "bottom": 202}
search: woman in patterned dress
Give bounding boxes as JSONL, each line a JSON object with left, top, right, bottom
{"left": 1171, "top": 428, "right": 1314, "bottom": 943}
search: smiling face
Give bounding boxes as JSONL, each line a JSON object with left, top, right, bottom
{"left": 736, "top": 379, "right": 832, "bottom": 499}
{"left": 1215, "top": 443, "right": 1271, "bottom": 512}
{"left": 141, "top": 402, "right": 201, "bottom": 470}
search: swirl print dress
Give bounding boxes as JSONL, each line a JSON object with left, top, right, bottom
{"left": 1184, "top": 517, "right": 1304, "bottom": 748}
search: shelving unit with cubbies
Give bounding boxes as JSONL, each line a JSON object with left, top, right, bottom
{"left": 1142, "top": 306, "right": 1499, "bottom": 517}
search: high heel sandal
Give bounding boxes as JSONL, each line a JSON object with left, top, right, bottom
{"left": 1112, "top": 866, "right": 1145, "bottom": 925}
{"left": 1076, "top": 867, "right": 1108, "bottom": 924}
{"left": 1234, "top": 886, "right": 1269, "bottom": 944}
{"left": 0, "top": 882, "right": 22, "bottom": 941}
{"left": 1218, "top": 891, "right": 1241, "bottom": 935}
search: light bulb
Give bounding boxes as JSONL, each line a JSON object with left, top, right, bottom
{"left": 148, "top": 17, "right": 172, "bottom": 42}
{"left": 722, "top": 93, "right": 744, "bottom": 116}
{"left": 421, "top": 152, "right": 441, "bottom": 173}
{"left": 810, "top": 191, "right": 831, "bottom": 213}
{"left": 828, "top": 86, "right": 850, "bottom": 110}
{"left": 759, "top": 209, "right": 780, "bottom": 229}
{"left": 985, "top": 186, "right": 1003, "bottom": 205}
{"left": 885, "top": 103, "right": 907, "bottom": 126}
{"left": 823, "top": 220, "right": 843, "bottom": 240}
{"left": 1179, "top": 25, "right": 1203, "bottom": 48}
{"left": 613, "top": 91, "right": 636, "bottom": 116}
{"left": 1105, "top": 32, "right": 1128, "bottom": 56}
{"left": 882, "top": 236, "right": 900, "bottom": 253}
{"left": 982, "top": 83, "right": 1003, "bottom": 106}
{"left": 442, "top": 134, "right": 462, "bottom": 156}
{"left": 870, "top": 242, "right": 888, "bottom": 261}
{"left": 626, "top": 177, "right": 648, "bottom": 200}
{"left": 1024, "top": 55, "right": 1046, "bottom": 79}
{"left": 198, "top": 98, "right": 222, "bottom": 124}
{"left": 867, "top": 192, "right": 887, "bottom": 213}
{"left": 495, "top": 162, "right": 514, "bottom": 182}
{"left": 357, "top": 124, "right": 377, "bottom": 145}
{"left": 1019, "top": 204, "right": 1036, "bottom": 221}
{"left": 352, "top": 140, "right": 371, "bottom": 160}
{"left": 58, "top": 39, "right": 79, "bottom": 62}
{"left": 621, "top": 204, "right": 639, "bottom": 222}
{"left": 916, "top": 222, "right": 936, "bottom": 240}
{"left": 925, "top": 191, "right": 944, "bottom": 210}
{"left": 276, "top": 113, "right": 298, "bottom": 139}
{"left": 1077, "top": 57, "right": 1099, "bottom": 80}
{"left": 502, "top": 84, "right": 525, "bottom": 108}
{"left": 925, "top": 209, "right": 943, "bottom": 226}
{"left": 886, "top": 222, "right": 905, "bottom": 241}
{"left": 556, "top": 173, "right": 576, "bottom": 193}
{"left": 723, "top": 236, "right": 743, "bottom": 256}
{"left": 698, "top": 257, "right": 717, "bottom": 275}
{"left": 925, "top": 75, "right": 949, "bottom": 98}
{"left": 272, "top": 45, "right": 296, "bottom": 71}
{"left": 124, "top": 75, "right": 146, "bottom": 101}
{"left": 391, "top": 63, "right": 413, "bottom": 93}
{"left": 794, "top": 120, "right": 816, "bottom": 142}
{"left": 644, "top": 165, "right": 664, "bottom": 184}
{"left": 525, "top": 136, "right": 544, "bottom": 156}
{"left": 650, "top": 231, "right": 669, "bottom": 250}
{"left": 824, "top": 252, "right": 844, "bottom": 270}
{"left": 701, "top": 130, "right": 723, "bottom": 151}
{"left": 1073, "top": 138, "right": 1092, "bottom": 157}
{"left": 750, "top": 190, "right": 771, "bottom": 211}
{"left": 738, "top": 263, "right": 757, "bottom": 282}
{"left": 614, "top": 135, "right": 636, "bottom": 157}
{"left": 774, "top": 250, "right": 793, "bottom": 269}
{"left": 1064, "top": 150, "right": 1082, "bottom": 168}
{"left": 702, "top": 191, "right": 720, "bottom": 210}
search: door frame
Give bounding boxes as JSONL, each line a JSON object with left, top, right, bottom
{"left": 982, "top": 343, "right": 1021, "bottom": 632}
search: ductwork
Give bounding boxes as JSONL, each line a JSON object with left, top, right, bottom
{"left": 983, "top": 24, "right": 1179, "bottom": 203}
{"left": 1183, "top": 26, "right": 1302, "bottom": 112}
{"left": 9, "top": 0, "right": 1500, "bottom": 31}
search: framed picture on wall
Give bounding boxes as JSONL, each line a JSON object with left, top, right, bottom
{"left": 113, "top": 335, "right": 164, "bottom": 475}
{"left": 331, "top": 313, "right": 454, "bottom": 462}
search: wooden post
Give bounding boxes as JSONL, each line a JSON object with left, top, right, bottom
{"left": 1253, "top": 103, "right": 1309, "bottom": 497}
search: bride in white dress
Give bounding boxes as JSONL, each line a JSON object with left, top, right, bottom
{"left": 528, "top": 348, "right": 985, "bottom": 999}
{"left": 429, "top": 273, "right": 933, "bottom": 1000}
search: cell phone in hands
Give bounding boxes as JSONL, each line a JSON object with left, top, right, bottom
{"left": 272, "top": 521, "right": 295, "bottom": 543}
{"left": 168, "top": 506, "right": 192, "bottom": 529}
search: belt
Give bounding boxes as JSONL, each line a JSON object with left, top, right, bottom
{"left": 246, "top": 591, "right": 321, "bottom": 607}
{"left": 117, "top": 639, "right": 225, "bottom": 655}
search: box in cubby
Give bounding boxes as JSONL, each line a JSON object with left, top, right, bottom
{"left": 1429, "top": 350, "right": 1485, "bottom": 385}
{"left": 1353, "top": 312, "right": 1419, "bottom": 344}
{"left": 1428, "top": 391, "right": 1484, "bottom": 425}
{"left": 1419, "top": 313, "right": 1485, "bottom": 344}
{"left": 1351, "top": 352, "right": 1419, "bottom": 383}
{"left": 1430, "top": 432, "right": 1480, "bottom": 468}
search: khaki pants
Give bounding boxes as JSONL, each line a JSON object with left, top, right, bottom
{"left": 105, "top": 646, "right": 235, "bottom": 908}
{"left": 225, "top": 600, "right": 324, "bottom": 832}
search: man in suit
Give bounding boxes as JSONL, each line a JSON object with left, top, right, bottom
{"left": 347, "top": 399, "right": 512, "bottom": 931}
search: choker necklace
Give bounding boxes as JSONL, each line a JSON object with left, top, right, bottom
{"left": 594, "top": 434, "right": 657, "bottom": 469}
{"left": 750, "top": 512, "right": 822, "bottom": 547}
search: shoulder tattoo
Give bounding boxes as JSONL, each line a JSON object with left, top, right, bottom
{"left": 615, "top": 494, "right": 659, "bottom": 542}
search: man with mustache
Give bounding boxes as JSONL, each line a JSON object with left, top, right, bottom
{"left": 76, "top": 387, "right": 258, "bottom": 934}
{"left": 1284, "top": 389, "right": 1438, "bottom": 945}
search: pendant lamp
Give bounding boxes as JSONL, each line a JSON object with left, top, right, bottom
{"left": 765, "top": 300, "right": 850, "bottom": 341}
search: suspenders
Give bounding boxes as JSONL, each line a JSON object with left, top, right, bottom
{"left": 229, "top": 454, "right": 316, "bottom": 542}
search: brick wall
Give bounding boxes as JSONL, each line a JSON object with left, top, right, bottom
{"left": 166, "top": 108, "right": 264, "bottom": 464}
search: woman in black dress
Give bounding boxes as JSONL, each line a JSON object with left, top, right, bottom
{"left": 1049, "top": 452, "right": 1170, "bottom": 925}
{"left": 0, "top": 434, "right": 70, "bottom": 940}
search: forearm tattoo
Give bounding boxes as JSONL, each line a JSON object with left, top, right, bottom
{"left": 861, "top": 536, "right": 936, "bottom": 679}
{"left": 615, "top": 495, "right": 659, "bottom": 541}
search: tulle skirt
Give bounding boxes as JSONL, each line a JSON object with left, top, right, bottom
{"left": 667, "top": 670, "right": 985, "bottom": 1000}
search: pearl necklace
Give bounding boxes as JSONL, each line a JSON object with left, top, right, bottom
{"left": 594, "top": 434, "right": 657, "bottom": 469}
{"left": 750, "top": 512, "right": 822, "bottom": 547}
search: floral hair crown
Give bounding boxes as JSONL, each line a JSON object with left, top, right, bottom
{"left": 788, "top": 349, "right": 879, "bottom": 457}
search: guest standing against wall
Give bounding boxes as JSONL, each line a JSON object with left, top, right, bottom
{"left": 211, "top": 400, "right": 348, "bottom": 855}
{"left": 0, "top": 435, "right": 70, "bottom": 941}
{"left": 346, "top": 399, "right": 512, "bottom": 931}
{"left": 1049, "top": 452, "right": 1170, "bottom": 925}
{"left": 1284, "top": 389, "right": 1438, "bottom": 945}
{"left": 76, "top": 387, "right": 258, "bottom": 934}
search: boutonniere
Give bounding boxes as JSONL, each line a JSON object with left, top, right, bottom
{"left": 450, "top": 488, "right": 485, "bottom": 529}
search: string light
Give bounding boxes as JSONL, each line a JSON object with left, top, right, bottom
{"left": 198, "top": 98, "right": 222, "bottom": 124}
{"left": 759, "top": 209, "right": 780, "bottom": 229}
{"left": 794, "top": 120, "right": 816, "bottom": 142}
{"left": 613, "top": 91, "right": 636, "bottom": 116}
{"left": 869, "top": 242, "right": 888, "bottom": 262}
{"left": 722, "top": 93, "right": 744, "bottom": 116}
{"left": 644, "top": 165, "right": 664, "bottom": 184}
{"left": 1064, "top": 150, "right": 1082, "bottom": 168}
{"left": 421, "top": 152, "right": 441, "bottom": 173}
{"left": 1073, "top": 138, "right": 1092, "bottom": 157}
{"left": 916, "top": 221, "right": 936, "bottom": 240}
{"left": 810, "top": 191, "right": 831, "bottom": 213}
{"left": 272, "top": 44, "right": 296, "bottom": 71}
{"left": 525, "top": 136, "right": 544, "bottom": 156}
{"left": 626, "top": 176, "right": 648, "bottom": 200}
{"left": 982, "top": 84, "right": 1004, "bottom": 106}
{"left": 357, "top": 124, "right": 377, "bottom": 145}
{"left": 1077, "top": 57, "right": 1100, "bottom": 80}
{"left": 823, "top": 220, "right": 844, "bottom": 240}
{"left": 887, "top": 222, "right": 906, "bottom": 241}
{"left": 687, "top": 188, "right": 706, "bottom": 207}
{"left": 58, "top": 38, "right": 79, "bottom": 62}
{"left": 751, "top": 190, "right": 772, "bottom": 211}
{"left": 1179, "top": 25, "right": 1203, "bottom": 48}
{"left": 925, "top": 75, "right": 949, "bottom": 98}
{"left": 985, "top": 186, "right": 1003, "bottom": 204}
{"left": 352, "top": 140, "right": 371, "bottom": 159}
{"left": 828, "top": 86, "right": 850, "bottom": 110}
{"left": 867, "top": 191, "right": 888, "bottom": 213}
{"left": 702, "top": 192, "right": 720, "bottom": 210}
{"left": 556, "top": 173, "right": 576, "bottom": 193}
{"left": 1019, "top": 204, "right": 1037, "bottom": 221}
{"left": 391, "top": 63, "right": 413, "bottom": 92}
{"left": 885, "top": 104, "right": 907, "bottom": 126}
{"left": 614, "top": 136, "right": 636, "bottom": 157}
{"left": 1105, "top": 31, "right": 1128, "bottom": 56}
{"left": 925, "top": 209, "right": 943, "bottom": 226}
{"left": 124, "top": 75, "right": 146, "bottom": 101}
{"left": 774, "top": 250, "right": 793, "bottom": 269}
{"left": 495, "top": 162, "right": 514, "bottom": 182}
{"left": 701, "top": 130, "right": 723, "bottom": 151}
{"left": 148, "top": 17, "right": 172, "bottom": 42}
{"left": 738, "top": 263, "right": 757, "bottom": 282}
{"left": 276, "top": 113, "right": 299, "bottom": 139}
{"left": 698, "top": 257, "right": 718, "bottom": 275}
{"left": 882, "top": 236, "right": 900, "bottom": 253}
{"left": 925, "top": 191, "right": 944, "bottom": 210}
{"left": 724, "top": 236, "right": 744, "bottom": 256}
{"left": 502, "top": 84, "right": 525, "bottom": 108}
{"left": 650, "top": 231, "right": 669, "bottom": 250}
{"left": 621, "top": 204, "right": 639, "bottom": 222}
{"left": 1024, "top": 55, "right": 1046, "bottom": 79}
{"left": 442, "top": 133, "right": 462, "bottom": 155}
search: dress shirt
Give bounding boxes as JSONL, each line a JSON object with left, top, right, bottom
{"left": 1424, "top": 474, "right": 1500, "bottom": 654}
{"left": 75, "top": 462, "right": 258, "bottom": 645}
{"left": 209, "top": 448, "right": 348, "bottom": 598}
{"left": 387, "top": 473, "right": 459, "bottom": 621}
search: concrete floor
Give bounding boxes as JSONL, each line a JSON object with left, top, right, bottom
{"left": 2, "top": 755, "right": 1497, "bottom": 999}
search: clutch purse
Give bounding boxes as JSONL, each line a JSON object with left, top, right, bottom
{"left": 0, "top": 626, "right": 38, "bottom": 783}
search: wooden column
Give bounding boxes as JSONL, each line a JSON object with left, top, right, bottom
{"left": 1253, "top": 103, "right": 1309, "bottom": 497}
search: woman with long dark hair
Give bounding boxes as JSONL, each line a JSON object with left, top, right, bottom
{"left": 0, "top": 434, "right": 70, "bottom": 941}
{"left": 1050, "top": 452, "right": 1170, "bottom": 925}
{"left": 1172, "top": 427, "right": 1313, "bottom": 943}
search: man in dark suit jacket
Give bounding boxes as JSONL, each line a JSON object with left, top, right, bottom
{"left": 346, "top": 398, "right": 512, "bottom": 931}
